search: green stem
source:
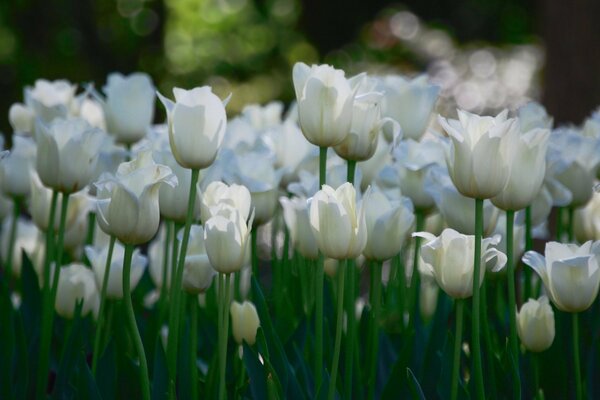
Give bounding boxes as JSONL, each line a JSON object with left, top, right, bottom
{"left": 524, "top": 206, "right": 533, "bottom": 300}
{"left": 506, "top": 210, "right": 520, "bottom": 389}
{"left": 36, "top": 192, "right": 69, "bottom": 399}
{"left": 167, "top": 168, "right": 200, "bottom": 398}
{"left": 368, "top": 261, "right": 383, "bottom": 400}
{"left": 319, "top": 146, "right": 327, "bottom": 188}
{"left": 472, "top": 198, "right": 485, "bottom": 399}
{"left": 481, "top": 281, "right": 497, "bottom": 399}
{"left": 573, "top": 312, "right": 582, "bottom": 400}
{"left": 451, "top": 299, "right": 464, "bottom": 400}
{"left": 219, "top": 273, "right": 232, "bottom": 400}
{"left": 347, "top": 160, "right": 356, "bottom": 184}
{"left": 123, "top": 244, "right": 150, "bottom": 400}
{"left": 395, "top": 253, "right": 406, "bottom": 332}
{"left": 567, "top": 206, "right": 575, "bottom": 243}
{"left": 92, "top": 235, "right": 116, "bottom": 376}
{"left": 315, "top": 255, "right": 324, "bottom": 392}
{"left": 190, "top": 294, "right": 199, "bottom": 400}
{"left": 328, "top": 261, "right": 346, "bottom": 400}
{"left": 532, "top": 353, "right": 540, "bottom": 398}
{"left": 158, "top": 222, "right": 172, "bottom": 322}
{"left": 85, "top": 212, "right": 96, "bottom": 246}
{"left": 344, "top": 260, "right": 356, "bottom": 399}
{"left": 409, "top": 211, "right": 425, "bottom": 330}
{"left": 251, "top": 228, "right": 258, "bottom": 278}
{"left": 4, "top": 196, "right": 21, "bottom": 283}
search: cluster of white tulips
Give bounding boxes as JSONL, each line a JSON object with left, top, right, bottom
{"left": 1, "top": 61, "right": 600, "bottom": 400}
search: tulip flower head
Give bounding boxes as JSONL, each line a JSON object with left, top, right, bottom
{"left": 280, "top": 196, "right": 319, "bottom": 260}
{"left": 0, "top": 135, "right": 36, "bottom": 198}
{"left": 309, "top": 182, "right": 368, "bottom": 260}
{"left": 201, "top": 181, "right": 252, "bottom": 224}
{"left": 180, "top": 225, "right": 216, "bottom": 294}
{"left": 414, "top": 228, "right": 507, "bottom": 299}
{"left": 230, "top": 301, "right": 260, "bottom": 345}
{"left": 522, "top": 241, "right": 600, "bottom": 312}
{"left": 55, "top": 263, "right": 100, "bottom": 319}
{"left": 25, "top": 79, "right": 77, "bottom": 123}
{"left": 516, "top": 296, "right": 555, "bottom": 352}
{"left": 95, "top": 150, "right": 177, "bottom": 245}
{"left": 158, "top": 86, "right": 230, "bottom": 169}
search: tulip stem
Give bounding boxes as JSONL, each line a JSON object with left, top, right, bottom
{"left": 319, "top": 146, "right": 327, "bottom": 187}
{"left": 315, "top": 254, "right": 324, "bottom": 392}
{"left": 408, "top": 210, "right": 425, "bottom": 330}
{"left": 167, "top": 168, "right": 200, "bottom": 398}
{"left": 367, "top": 261, "right": 383, "bottom": 400}
{"left": 190, "top": 294, "right": 199, "bottom": 400}
{"left": 123, "top": 243, "right": 150, "bottom": 400}
{"left": 451, "top": 299, "right": 464, "bottom": 400}
{"left": 524, "top": 206, "right": 533, "bottom": 300}
{"left": 347, "top": 160, "right": 356, "bottom": 184}
{"left": 251, "top": 228, "right": 259, "bottom": 277}
{"left": 472, "top": 198, "right": 485, "bottom": 400}
{"left": 158, "top": 222, "right": 172, "bottom": 322}
{"left": 92, "top": 235, "right": 116, "bottom": 376}
{"left": 37, "top": 192, "right": 69, "bottom": 399}
{"left": 328, "top": 260, "right": 346, "bottom": 400}
{"left": 505, "top": 210, "right": 520, "bottom": 393}
{"left": 85, "top": 212, "right": 96, "bottom": 246}
{"left": 395, "top": 253, "right": 406, "bottom": 331}
{"left": 572, "top": 312, "right": 582, "bottom": 400}
{"left": 219, "top": 273, "right": 232, "bottom": 400}
{"left": 344, "top": 260, "right": 356, "bottom": 399}
{"left": 4, "top": 196, "right": 21, "bottom": 285}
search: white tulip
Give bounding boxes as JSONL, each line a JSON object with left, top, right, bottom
{"left": 230, "top": 301, "right": 260, "bottom": 345}
{"left": 25, "top": 79, "right": 77, "bottom": 123}
{"left": 55, "top": 263, "right": 99, "bottom": 319}
{"left": 8, "top": 103, "right": 34, "bottom": 134}
{"left": 201, "top": 181, "right": 252, "bottom": 224}
{"left": 517, "top": 296, "right": 555, "bottom": 352}
{"left": 280, "top": 196, "right": 319, "bottom": 260}
{"left": 0, "top": 216, "right": 41, "bottom": 278}
{"left": 0, "top": 135, "right": 36, "bottom": 198}
{"left": 179, "top": 225, "right": 216, "bottom": 294}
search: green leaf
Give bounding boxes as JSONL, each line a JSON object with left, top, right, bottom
{"left": 13, "top": 313, "right": 29, "bottom": 400}
{"left": 151, "top": 337, "right": 168, "bottom": 400}
{"left": 75, "top": 351, "right": 102, "bottom": 400}
{"left": 52, "top": 301, "right": 84, "bottom": 399}
{"left": 381, "top": 330, "right": 414, "bottom": 399}
{"left": 243, "top": 342, "right": 267, "bottom": 399}
{"left": 406, "top": 368, "right": 426, "bottom": 400}
{"left": 96, "top": 339, "right": 116, "bottom": 400}
{"left": 0, "top": 280, "right": 15, "bottom": 399}
{"left": 20, "top": 251, "right": 41, "bottom": 344}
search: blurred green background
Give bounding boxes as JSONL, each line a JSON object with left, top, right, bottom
{"left": 0, "top": 0, "right": 599, "bottom": 135}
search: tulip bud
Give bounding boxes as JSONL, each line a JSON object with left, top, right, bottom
{"left": 201, "top": 181, "right": 252, "bottom": 224}
{"left": 0, "top": 136, "right": 36, "bottom": 198}
{"left": 280, "top": 196, "right": 319, "bottom": 260}
{"left": 180, "top": 226, "right": 216, "bottom": 294}
{"left": 0, "top": 216, "right": 41, "bottom": 278}
{"left": 158, "top": 86, "right": 229, "bottom": 169}
{"left": 8, "top": 103, "right": 34, "bottom": 134}
{"left": 55, "top": 263, "right": 99, "bottom": 319}
{"left": 25, "top": 79, "right": 77, "bottom": 123}
{"left": 517, "top": 296, "right": 555, "bottom": 352}
{"left": 230, "top": 301, "right": 260, "bottom": 345}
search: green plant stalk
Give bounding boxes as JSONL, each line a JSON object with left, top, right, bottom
{"left": 567, "top": 206, "right": 575, "bottom": 242}
{"left": 531, "top": 353, "right": 540, "bottom": 398}
{"left": 480, "top": 281, "right": 498, "bottom": 399}
{"left": 251, "top": 228, "right": 258, "bottom": 277}
{"left": 409, "top": 210, "right": 425, "bottom": 330}
{"left": 167, "top": 168, "right": 200, "bottom": 398}
{"left": 158, "top": 221, "right": 172, "bottom": 322}
{"left": 315, "top": 145, "right": 327, "bottom": 392}
{"left": 505, "top": 210, "right": 520, "bottom": 392}
{"left": 367, "top": 261, "right": 383, "bottom": 400}
{"left": 395, "top": 253, "right": 407, "bottom": 332}
{"left": 190, "top": 294, "right": 199, "bottom": 400}
{"left": 219, "top": 273, "right": 232, "bottom": 400}
{"left": 92, "top": 235, "right": 117, "bottom": 376}
{"left": 472, "top": 198, "right": 485, "bottom": 399}
{"left": 328, "top": 260, "right": 346, "bottom": 400}
{"left": 36, "top": 192, "right": 69, "bottom": 399}
{"left": 347, "top": 160, "right": 356, "bottom": 186}
{"left": 344, "top": 260, "right": 356, "bottom": 399}
{"left": 123, "top": 244, "right": 150, "bottom": 400}
{"left": 217, "top": 274, "right": 224, "bottom": 397}
{"left": 451, "top": 299, "right": 464, "bottom": 400}
{"left": 85, "top": 212, "right": 96, "bottom": 246}
{"left": 524, "top": 206, "right": 533, "bottom": 300}
{"left": 573, "top": 312, "right": 582, "bottom": 400}
{"left": 4, "top": 196, "right": 21, "bottom": 284}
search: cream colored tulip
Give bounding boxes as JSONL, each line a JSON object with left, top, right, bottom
{"left": 517, "top": 296, "right": 555, "bottom": 352}
{"left": 230, "top": 301, "right": 260, "bottom": 345}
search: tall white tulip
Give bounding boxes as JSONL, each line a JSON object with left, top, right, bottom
{"left": 292, "top": 62, "right": 357, "bottom": 147}
{"left": 95, "top": 150, "right": 177, "bottom": 245}
{"left": 439, "top": 109, "right": 518, "bottom": 199}
{"left": 516, "top": 296, "right": 555, "bottom": 352}
{"left": 158, "top": 86, "right": 229, "bottom": 169}
{"left": 414, "top": 228, "right": 507, "bottom": 299}
{"left": 309, "top": 183, "right": 367, "bottom": 260}
{"left": 200, "top": 181, "right": 252, "bottom": 224}
{"left": 522, "top": 241, "right": 600, "bottom": 312}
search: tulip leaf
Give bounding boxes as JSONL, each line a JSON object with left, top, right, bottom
{"left": 53, "top": 301, "right": 84, "bottom": 399}
{"left": 243, "top": 342, "right": 267, "bottom": 400}
{"left": 75, "top": 351, "right": 102, "bottom": 400}
{"left": 14, "top": 312, "right": 29, "bottom": 399}
{"left": 96, "top": 339, "right": 117, "bottom": 400}
{"left": 151, "top": 337, "right": 168, "bottom": 400}
{"left": 20, "top": 251, "right": 41, "bottom": 344}
{"left": 382, "top": 330, "right": 414, "bottom": 398}
{"left": 406, "top": 368, "right": 426, "bottom": 400}
{"left": 0, "top": 280, "right": 15, "bottom": 399}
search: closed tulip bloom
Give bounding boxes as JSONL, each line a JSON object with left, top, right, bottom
{"left": 414, "top": 228, "right": 507, "bottom": 299}
{"left": 0, "top": 135, "right": 36, "bottom": 198}
{"left": 95, "top": 150, "right": 177, "bottom": 245}
{"left": 148, "top": 224, "right": 171, "bottom": 290}
{"left": 363, "top": 190, "right": 414, "bottom": 261}
{"left": 230, "top": 301, "right": 260, "bottom": 345}
{"left": 522, "top": 241, "right": 600, "bottom": 312}
{"left": 439, "top": 109, "right": 518, "bottom": 199}
{"left": 517, "top": 102, "right": 553, "bottom": 132}
{"left": 158, "top": 86, "right": 229, "bottom": 169}
{"left": 574, "top": 194, "right": 600, "bottom": 242}
{"left": 378, "top": 75, "right": 440, "bottom": 141}
{"left": 55, "top": 263, "right": 100, "bottom": 319}
{"left": 492, "top": 127, "right": 550, "bottom": 211}
{"left": 25, "top": 79, "right": 77, "bottom": 123}
{"left": 97, "top": 72, "right": 155, "bottom": 144}
{"left": 9, "top": 103, "right": 34, "bottom": 134}
{"left": 309, "top": 182, "right": 367, "bottom": 260}
{"left": 292, "top": 62, "right": 356, "bottom": 147}
{"left": 280, "top": 196, "right": 319, "bottom": 260}
{"left": 201, "top": 181, "right": 252, "bottom": 224}
{"left": 517, "top": 296, "right": 555, "bottom": 352}
{"left": 35, "top": 118, "right": 105, "bottom": 193}
{"left": 204, "top": 206, "right": 254, "bottom": 274}
{"left": 86, "top": 243, "right": 147, "bottom": 299}
{"left": 334, "top": 90, "right": 400, "bottom": 161}
{"left": 0, "top": 216, "right": 41, "bottom": 278}
{"left": 180, "top": 225, "right": 216, "bottom": 294}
